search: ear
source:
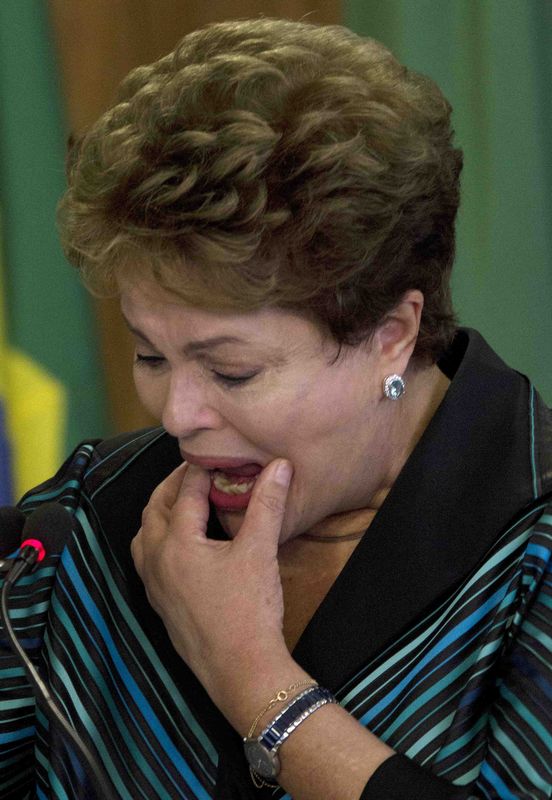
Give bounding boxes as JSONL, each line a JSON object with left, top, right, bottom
{"left": 373, "top": 290, "right": 424, "bottom": 374}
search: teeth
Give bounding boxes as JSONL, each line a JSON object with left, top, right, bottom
{"left": 212, "top": 472, "right": 256, "bottom": 495}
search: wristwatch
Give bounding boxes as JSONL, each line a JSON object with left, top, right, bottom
{"left": 243, "top": 685, "right": 335, "bottom": 780}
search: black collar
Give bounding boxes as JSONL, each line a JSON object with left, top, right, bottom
{"left": 292, "top": 328, "right": 545, "bottom": 690}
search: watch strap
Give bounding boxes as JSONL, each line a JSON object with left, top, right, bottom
{"left": 260, "top": 685, "right": 335, "bottom": 749}
{"left": 243, "top": 685, "right": 336, "bottom": 781}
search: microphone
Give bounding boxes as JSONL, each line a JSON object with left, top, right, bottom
{"left": 0, "top": 506, "right": 26, "bottom": 572}
{"left": 4, "top": 503, "right": 72, "bottom": 585}
{"left": 0, "top": 503, "right": 117, "bottom": 800}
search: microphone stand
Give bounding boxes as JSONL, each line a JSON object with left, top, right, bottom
{"left": 1, "top": 570, "right": 118, "bottom": 800}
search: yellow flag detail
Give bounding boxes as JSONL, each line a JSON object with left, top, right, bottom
{"left": 1, "top": 218, "right": 66, "bottom": 499}
{"left": 3, "top": 348, "right": 66, "bottom": 498}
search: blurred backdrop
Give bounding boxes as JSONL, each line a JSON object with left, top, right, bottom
{"left": 0, "top": 0, "right": 550, "bottom": 502}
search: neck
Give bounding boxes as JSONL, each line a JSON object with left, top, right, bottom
{"left": 294, "top": 363, "right": 450, "bottom": 547}
{"left": 299, "top": 507, "right": 377, "bottom": 542}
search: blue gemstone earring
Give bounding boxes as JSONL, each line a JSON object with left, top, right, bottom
{"left": 383, "top": 374, "right": 406, "bottom": 400}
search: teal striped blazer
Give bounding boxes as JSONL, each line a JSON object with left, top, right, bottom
{"left": 1, "top": 330, "right": 551, "bottom": 799}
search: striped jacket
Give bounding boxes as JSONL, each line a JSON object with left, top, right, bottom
{"left": 1, "top": 329, "right": 551, "bottom": 799}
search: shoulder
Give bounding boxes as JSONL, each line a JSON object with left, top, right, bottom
{"left": 530, "top": 384, "right": 552, "bottom": 499}
{"left": 442, "top": 328, "right": 552, "bottom": 504}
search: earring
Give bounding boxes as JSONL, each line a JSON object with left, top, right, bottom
{"left": 383, "top": 374, "right": 406, "bottom": 400}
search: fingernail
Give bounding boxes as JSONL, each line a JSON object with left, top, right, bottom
{"left": 273, "top": 459, "right": 293, "bottom": 487}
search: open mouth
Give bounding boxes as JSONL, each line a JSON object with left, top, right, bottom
{"left": 208, "top": 465, "right": 262, "bottom": 511}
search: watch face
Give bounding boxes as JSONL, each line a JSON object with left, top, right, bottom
{"left": 243, "top": 740, "right": 280, "bottom": 779}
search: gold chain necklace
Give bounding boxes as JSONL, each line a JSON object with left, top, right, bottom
{"left": 299, "top": 530, "right": 366, "bottom": 543}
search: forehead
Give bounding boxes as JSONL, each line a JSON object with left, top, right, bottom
{"left": 119, "top": 279, "right": 328, "bottom": 356}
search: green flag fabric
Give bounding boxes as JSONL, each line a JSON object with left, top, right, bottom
{"left": 0, "top": 1, "right": 107, "bottom": 498}
{"left": 346, "top": 0, "right": 552, "bottom": 402}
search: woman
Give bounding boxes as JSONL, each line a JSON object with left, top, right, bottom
{"left": 1, "top": 17, "right": 551, "bottom": 800}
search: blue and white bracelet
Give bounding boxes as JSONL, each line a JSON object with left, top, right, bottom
{"left": 243, "top": 684, "right": 336, "bottom": 786}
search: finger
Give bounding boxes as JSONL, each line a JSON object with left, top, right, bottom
{"left": 171, "top": 463, "right": 212, "bottom": 540}
{"left": 130, "top": 527, "right": 145, "bottom": 577}
{"left": 132, "top": 462, "right": 188, "bottom": 560}
{"left": 237, "top": 459, "right": 292, "bottom": 551}
{"left": 145, "top": 461, "right": 189, "bottom": 521}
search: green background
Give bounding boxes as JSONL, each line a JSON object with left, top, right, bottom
{"left": 346, "top": 0, "right": 552, "bottom": 402}
{"left": 0, "top": 1, "right": 108, "bottom": 449}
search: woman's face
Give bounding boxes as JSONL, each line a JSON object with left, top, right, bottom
{"left": 121, "top": 280, "right": 405, "bottom": 542}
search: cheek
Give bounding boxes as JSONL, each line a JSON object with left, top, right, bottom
{"left": 233, "top": 374, "right": 364, "bottom": 463}
{"left": 236, "top": 400, "right": 335, "bottom": 496}
{"left": 272, "top": 387, "right": 371, "bottom": 489}
{"left": 133, "top": 368, "right": 168, "bottom": 420}
{"left": 277, "top": 387, "right": 363, "bottom": 450}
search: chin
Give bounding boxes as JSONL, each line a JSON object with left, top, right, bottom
{"left": 215, "top": 507, "right": 298, "bottom": 544}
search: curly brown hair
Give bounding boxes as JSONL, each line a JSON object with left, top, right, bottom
{"left": 59, "top": 17, "right": 463, "bottom": 362}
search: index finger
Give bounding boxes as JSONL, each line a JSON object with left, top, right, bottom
{"left": 170, "top": 462, "right": 212, "bottom": 540}
{"left": 142, "top": 462, "right": 189, "bottom": 524}
{"left": 133, "top": 462, "right": 189, "bottom": 557}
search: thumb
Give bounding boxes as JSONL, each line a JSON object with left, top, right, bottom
{"left": 237, "top": 459, "right": 293, "bottom": 551}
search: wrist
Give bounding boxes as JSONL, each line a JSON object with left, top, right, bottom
{"left": 244, "top": 684, "right": 336, "bottom": 786}
{"left": 206, "top": 649, "right": 312, "bottom": 737}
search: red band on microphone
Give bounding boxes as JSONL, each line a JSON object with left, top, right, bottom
{"left": 20, "top": 538, "right": 46, "bottom": 562}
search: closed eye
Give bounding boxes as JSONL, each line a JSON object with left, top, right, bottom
{"left": 135, "top": 353, "right": 258, "bottom": 386}
{"left": 212, "top": 370, "right": 259, "bottom": 388}
{"left": 135, "top": 353, "right": 165, "bottom": 367}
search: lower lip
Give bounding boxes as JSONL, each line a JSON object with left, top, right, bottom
{"left": 208, "top": 476, "right": 257, "bottom": 511}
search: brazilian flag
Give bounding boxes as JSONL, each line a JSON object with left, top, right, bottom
{"left": 0, "top": 251, "right": 14, "bottom": 504}
{"left": 0, "top": 2, "right": 107, "bottom": 503}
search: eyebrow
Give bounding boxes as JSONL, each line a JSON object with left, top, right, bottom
{"left": 124, "top": 320, "right": 251, "bottom": 356}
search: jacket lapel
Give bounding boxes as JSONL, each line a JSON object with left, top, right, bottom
{"left": 292, "top": 329, "right": 538, "bottom": 692}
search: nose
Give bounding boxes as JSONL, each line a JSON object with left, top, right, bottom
{"left": 161, "top": 369, "right": 224, "bottom": 439}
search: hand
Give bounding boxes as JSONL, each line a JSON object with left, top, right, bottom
{"left": 132, "top": 459, "right": 394, "bottom": 797}
{"left": 131, "top": 458, "right": 299, "bottom": 722}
